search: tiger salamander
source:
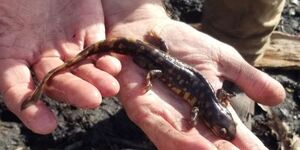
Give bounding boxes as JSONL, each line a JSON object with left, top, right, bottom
{"left": 21, "top": 32, "right": 236, "bottom": 141}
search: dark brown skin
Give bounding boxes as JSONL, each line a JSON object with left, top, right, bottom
{"left": 21, "top": 34, "right": 236, "bottom": 140}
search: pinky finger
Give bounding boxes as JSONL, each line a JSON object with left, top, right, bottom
{"left": 0, "top": 59, "right": 56, "bottom": 134}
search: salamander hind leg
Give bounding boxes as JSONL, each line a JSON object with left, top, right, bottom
{"left": 144, "top": 31, "right": 168, "bottom": 53}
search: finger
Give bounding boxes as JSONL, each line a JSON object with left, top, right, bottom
{"left": 69, "top": 32, "right": 121, "bottom": 97}
{"left": 159, "top": 23, "right": 284, "bottom": 105}
{"left": 33, "top": 57, "right": 102, "bottom": 108}
{"left": 71, "top": 61, "right": 120, "bottom": 97}
{"left": 95, "top": 54, "right": 122, "bottom": 76}
{"left": 219, "top": 47, "right": 285, "bottom": 105}
{"left": 0, "top": 59, "right": 56, "bottom": 134}
{"left": 120, "top": 90, "right": 217, "bottom": 150}
{"left": 214, "top": 140, "right": 240, "bottom": 150}
{"left": 127, "top": 104, "right": 217, "bottom": 150}
{"left": 59, "top": 37, "right": 121, "bottom": 97}
{"left": 228, "top": 107, "right": 268, "bottom": 150}
{"left": 65, "top": 9, "right": 121, "bottom": 96}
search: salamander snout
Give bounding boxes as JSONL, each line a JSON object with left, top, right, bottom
{"left": 211, "top": 116, "right": 236, "bottom": 141}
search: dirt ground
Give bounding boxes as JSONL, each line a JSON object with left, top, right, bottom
{"left": 0, "top": 0, "right": 299, "bottom": 150}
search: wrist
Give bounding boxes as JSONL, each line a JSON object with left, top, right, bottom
{"left": 102, "top": 0, "right": 169, "bottom": 28}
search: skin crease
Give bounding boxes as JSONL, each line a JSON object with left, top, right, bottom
{"left": 0, "top": 0, "right": 285, "bottom": 150}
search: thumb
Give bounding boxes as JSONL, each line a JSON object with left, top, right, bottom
{"left": 219, "top": 47, "right": 285, "bottom": 106}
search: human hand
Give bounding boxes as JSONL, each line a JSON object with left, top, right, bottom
{"left": 103, "top": 1, "right": 285, "bottom": 149}
{"left": 0, "top": 0, "right": 121, "bottom": 134}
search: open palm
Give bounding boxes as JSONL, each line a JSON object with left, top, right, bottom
{"left": 0, "top": 0, "right": 121, "bottom": 134}
{"left": 109, "top": 19, "right": 285, "bottom": 150}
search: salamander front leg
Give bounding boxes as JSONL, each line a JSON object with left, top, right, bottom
{"left": 144, "top": 70, "right": 163, "bottom": 93}
{"left": 216, "top": 89, "right": 235, "bottom": 107}
{"left": 190, "top": 106, "right": 200, "bottom": 126}
{"left": 144, "top": 31, "right": 169, "bottom": 53}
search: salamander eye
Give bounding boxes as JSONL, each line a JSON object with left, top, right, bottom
{"left": 220, "top": 128, "right": 227, "bottom": 136}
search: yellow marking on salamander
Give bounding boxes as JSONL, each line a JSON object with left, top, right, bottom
{"left": 183, "top": 92, "right": 191, "bottom": 100}
{"left": 171, "top": 87, "right": 182, "bottom": 94}
{"left": 190, "top": 96, "right": 197, "bottom": 106}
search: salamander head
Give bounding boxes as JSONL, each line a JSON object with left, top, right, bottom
{"left": 200, "top": 95, "right": 237, "bottom": 140}
{"left": 210, "top": 117, "right": 236, "bottom": 141}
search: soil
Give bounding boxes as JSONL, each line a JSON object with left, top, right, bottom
{"left": 0, "top": 0, "right": 299, "bottom": 150}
